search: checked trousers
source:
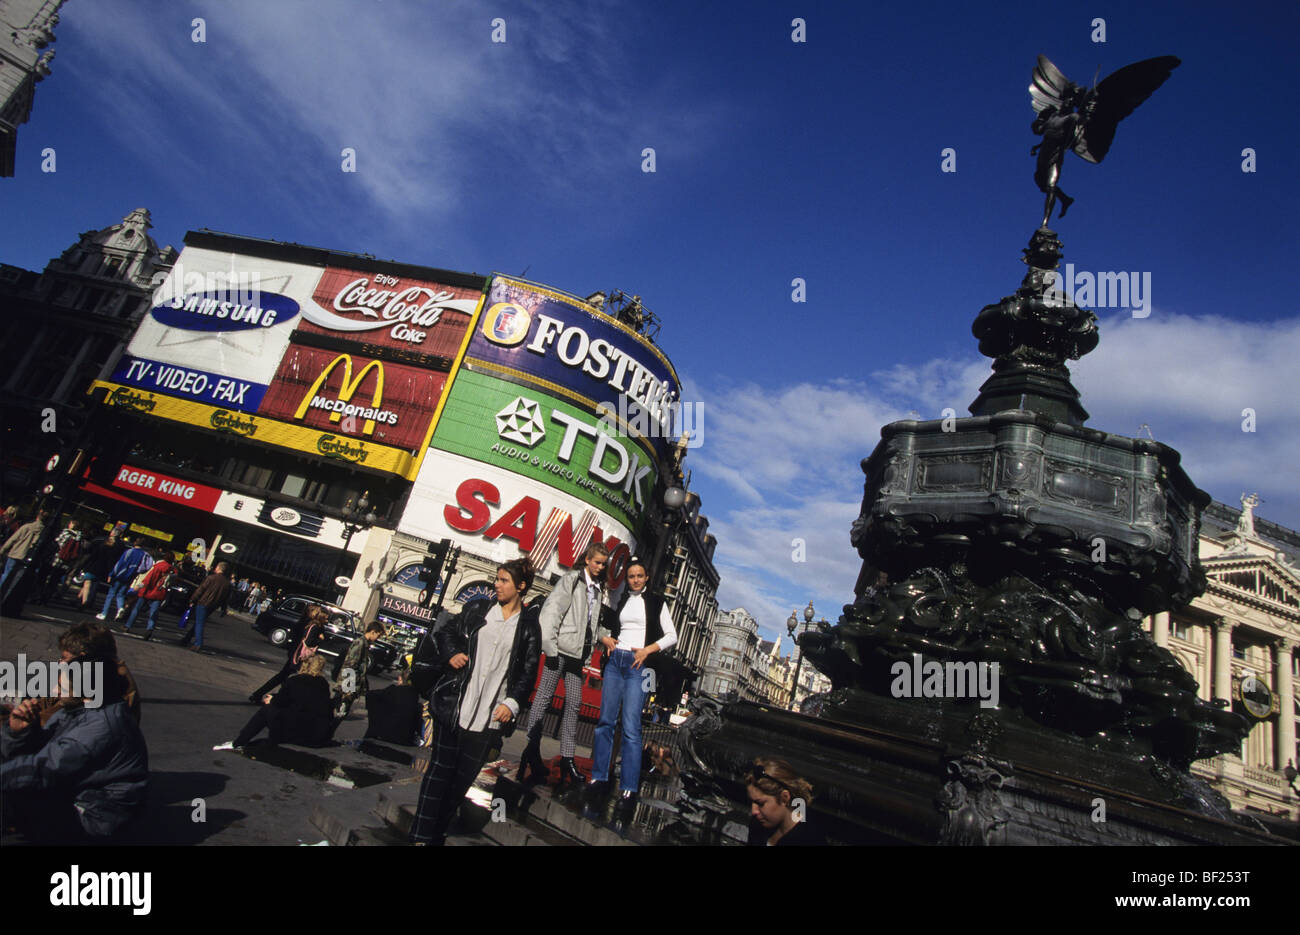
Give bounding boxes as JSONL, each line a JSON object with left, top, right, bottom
{"left": 408, "top": 725, "right": 495, "bottom": 845}
{"left": 523, "top": 661, "right": 582, "bottom": 757}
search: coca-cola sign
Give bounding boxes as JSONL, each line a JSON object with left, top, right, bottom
{"left": 305, "top": 267, "right": 480, "bottom": 348}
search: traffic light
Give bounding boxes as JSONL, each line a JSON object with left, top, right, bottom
{"left": 417, "top": 538, "right": 451, "bottom": 608}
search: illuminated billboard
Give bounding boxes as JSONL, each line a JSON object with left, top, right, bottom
{"left": 400, "top": 447, "right": 636, "bottom": 586}
{"left": 304, "top": 266, "right": 479, "bottom": 356}
{"left": 257, "top": 346, "right": 449, "bottom": 451}
{"left": 430, "top": 369, "right": 655, "bottom": 531}
{"left": 111, "top": 245, "right": 312, "bottom": 411}
{"left": 465, "top": 276, "right": 682, "bottom": 461}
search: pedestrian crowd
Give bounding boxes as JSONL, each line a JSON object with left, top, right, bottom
{"left": 4, "top": 504, "right": 826, "bottom": 845}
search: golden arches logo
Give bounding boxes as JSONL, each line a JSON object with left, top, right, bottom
{"left": 294, "top": 353, "right": 385, "bottom": 436}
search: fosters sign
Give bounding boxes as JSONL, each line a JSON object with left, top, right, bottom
{"left": 466, "top": 277, "right": 682, "bottom": 462}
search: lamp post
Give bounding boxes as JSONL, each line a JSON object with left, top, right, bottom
{"left": 648, "top": 483, "right": 686, "bottom": 592}
{"left": 786, "top": 600, "right": 822, "bottom": 712}
{"left": 337, "top": 491, "right": 377, "bottom": 600}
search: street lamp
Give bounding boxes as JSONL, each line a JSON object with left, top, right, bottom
{"left": 337, "top": 491, "right": 378, "bottom": 600}
{"left": 341, "top": 490, "right": 378, "bottom": 551}
{"left": 786, "top": 600, "right": 817, "bottom": 712}
{"left": 648, "top": 483, "right": 686, "bottom": 592}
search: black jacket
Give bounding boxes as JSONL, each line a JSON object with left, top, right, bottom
{"left": 265, "top": 675, "right": 334, "bottom": 747}
{"left": 425, "top": 599, "right": 541, "bottom": 737}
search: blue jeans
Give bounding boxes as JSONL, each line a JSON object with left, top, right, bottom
{"left": 192, "top": 604, "right": 210, "bottom": 647}
{"left": 591, "top": 650, "right": 648, "bottom": 792}
{"left": 0, "top": 557, "right": 21, "bottom": 592}
{"left": 124, "top": 598, "right": 163, "bottom": 631}
{"left": 100, "top": 580, "right": 132, "bottom": 618}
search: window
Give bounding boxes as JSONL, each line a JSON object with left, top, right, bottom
{"left": 280, "top": 474, "right": 307, "bottom": 498}
{"left": 1173, "top": 622, "right": 1190, "bottom": 641}
{"left": 103, "top": 256, "right": 123, "bottom": 277}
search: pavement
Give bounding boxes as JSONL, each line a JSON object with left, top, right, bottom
{"left": 0, "top": 590, "right": 610, "bottom": 846}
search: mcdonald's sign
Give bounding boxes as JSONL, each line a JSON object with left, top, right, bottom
{"left": 258, "top": 344, "right": 448, "bottom": 451}
{"left": 292, "top": 353, "right": 392, "bottom": 436}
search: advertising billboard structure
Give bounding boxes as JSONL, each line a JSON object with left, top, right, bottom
{"left": 98, "top": 235, "right": 486, "bottom": 479}
{"left": 400, "top": 276, "right": 683, "bottom": 591}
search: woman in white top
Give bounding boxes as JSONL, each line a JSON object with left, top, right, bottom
{"left": 588, "top": 558, "right": 677, "bottom": 807}
{"left": 408, "top": 557, "right": 541, "bottom": 845}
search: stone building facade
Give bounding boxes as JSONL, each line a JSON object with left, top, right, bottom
{"left": 1146, "top": 496, "right": 1300, "bottom": 821}
{"left": 0, "top": 0, "right": 64, "bottom": 176}
{"left": 0, "top": 208, "right": 177, "bottom": 502}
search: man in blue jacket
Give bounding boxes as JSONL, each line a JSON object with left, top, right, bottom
{"left": 96, "top": 536, "right": 153, "bottom": 622}
{"left": 1, "top": 624, "right": 149, "bottom": 843}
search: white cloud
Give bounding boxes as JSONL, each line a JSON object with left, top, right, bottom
{"left": 62, "top": 1, "right": 725, "bottom": 234}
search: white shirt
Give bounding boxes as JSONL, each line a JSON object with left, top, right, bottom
{"left": 458, "top": 603, "right": 521, "bottom": 732}
{"left": 617, "top": 592, "right": 677, "bottom": 651}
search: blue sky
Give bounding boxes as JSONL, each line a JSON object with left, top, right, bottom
{"left": 3, "top": 0, "right": 1297, "bottom": 646}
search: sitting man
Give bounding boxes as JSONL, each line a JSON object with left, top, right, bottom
{"left": 364, "top": 666, "right": 422, "bottom": 745}
{"left": 1, "top": 622, "right": 149, "bottom": 843}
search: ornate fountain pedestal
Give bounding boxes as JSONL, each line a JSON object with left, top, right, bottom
{"left": 674, "top": 229, "right": 1290, "bottom": 845}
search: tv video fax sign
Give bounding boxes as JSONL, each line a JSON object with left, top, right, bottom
{"left": 116, "top": 246, "right": 312, "bottom": 411}
{"left": 466, "top": 277, "right": 683, "bottom": 462}
{"left": 431, "top": 369, "right": 656, "bottom": 531}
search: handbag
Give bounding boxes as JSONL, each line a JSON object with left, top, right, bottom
{"left": 177, "top": 607, "right": 192, "bottom": 630}
{"left": 292, "top": 624, "right": 321, "bottom": 665}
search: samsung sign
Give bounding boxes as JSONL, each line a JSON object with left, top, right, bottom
{"left": 150, "top": 291, "right": 300, "bottom": 332}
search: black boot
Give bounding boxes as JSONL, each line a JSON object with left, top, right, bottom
{"left": 518, "top": 739, "right": 548, "bottom": 785}
{"left": 559, "top": 757, "right": 585, "bottom": 785}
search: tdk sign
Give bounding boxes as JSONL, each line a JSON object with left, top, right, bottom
{"left": 150, "top": 291, "right": 299, "bottom": 331}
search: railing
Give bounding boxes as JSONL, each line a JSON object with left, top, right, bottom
{"left": 1244, "top": 765, "right": 1284, "bottom": 788}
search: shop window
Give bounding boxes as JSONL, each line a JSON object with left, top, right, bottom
{"left": 239, "top": 464, "right": 273, "bottom": 489}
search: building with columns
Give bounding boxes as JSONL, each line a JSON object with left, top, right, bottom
{"left": 1146, "top": 495, "right": 1300, "bottom": 821}
{"left": 0, "top": 208, "right": 177, "bottom": 503}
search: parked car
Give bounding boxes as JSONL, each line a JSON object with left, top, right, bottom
{"left": 253, "top": 595, "right": 399, "bottom": 675}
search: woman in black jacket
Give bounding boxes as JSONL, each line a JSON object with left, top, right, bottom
{"left": 215, "top": 654, "right": 334, "bottom": 749}
{"left": 408, "top": 557, "right": 541, "bottom": 845}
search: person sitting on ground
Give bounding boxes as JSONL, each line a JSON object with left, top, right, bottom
{"left": 1, "top": 623, "right": 149, "bottom": 843}
{"left": 364, "top": 665, "right": 422, "bottom": 745}
{"left": 746, "top": 756, "right": 827, "bottom": 846}
{"left": 215, "top": 654, "right": 334, "bottom": 751}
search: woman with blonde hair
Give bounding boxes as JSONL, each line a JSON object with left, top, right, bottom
{"left": 216, "top": 653, "right": 334, "bottom": 750}
{"left": 746, "top": 756, "right": 826, "bottom": 846}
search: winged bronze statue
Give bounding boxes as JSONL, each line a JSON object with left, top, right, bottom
{"left": 1029, "top": 54, "right": 1180, "bottom": 228}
